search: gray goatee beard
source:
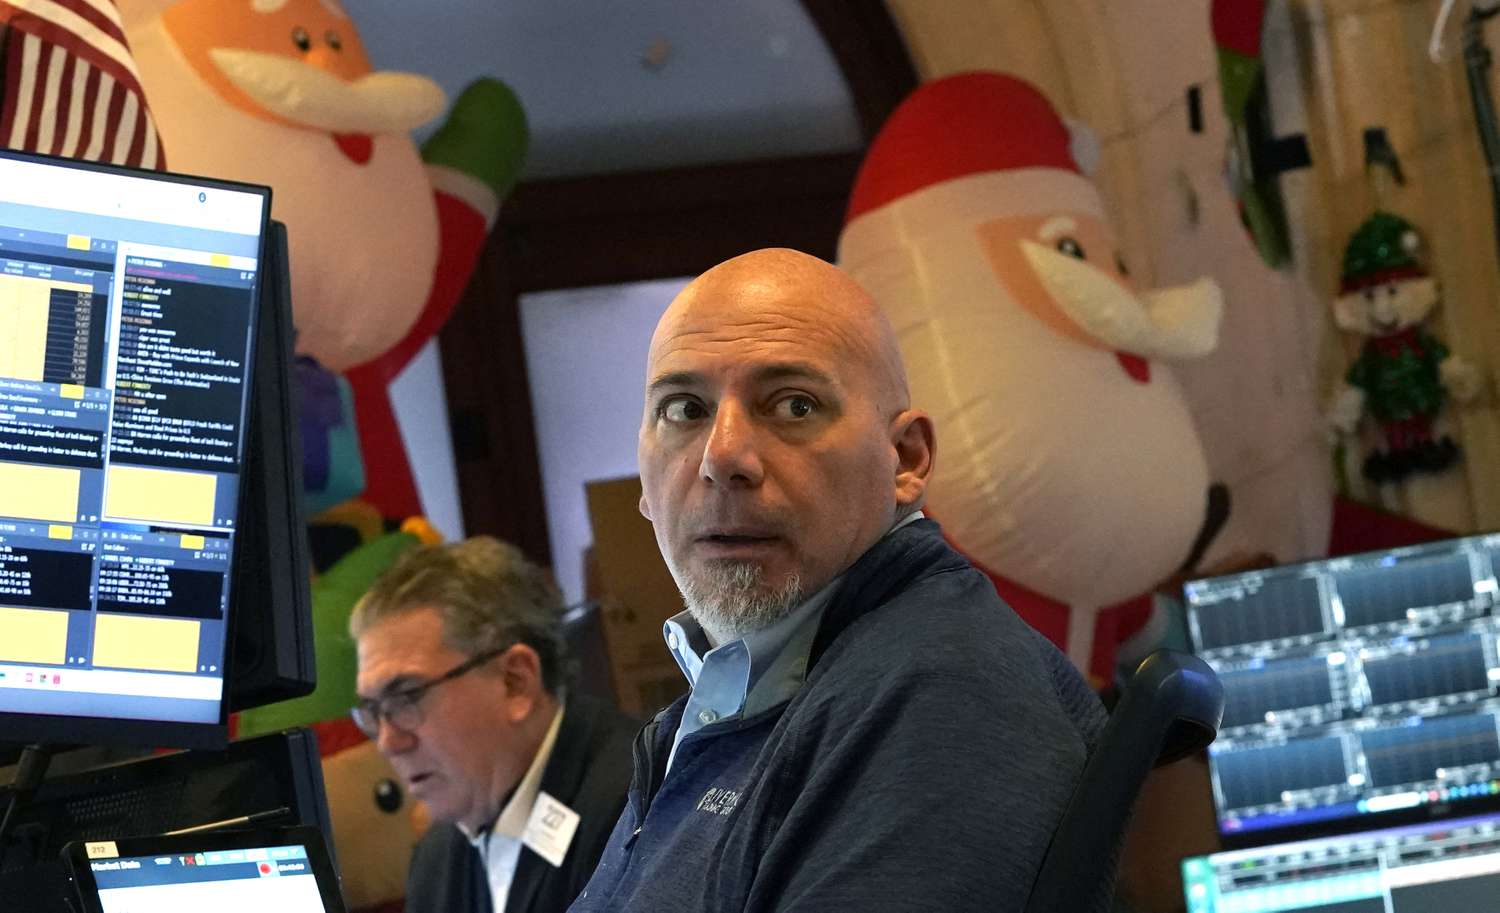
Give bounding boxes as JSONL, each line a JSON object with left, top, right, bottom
{"left": 677, "top": 560, "right": 803, "bottom": 646}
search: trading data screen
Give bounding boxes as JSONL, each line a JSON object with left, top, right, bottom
{"left": 1183, "top": 813, "right": 1500, "bottom": 913}
{"left": 1186, "top": 534, "right": 1500, "bottom": 838}
{"left": 0, "top": 153, "right": 266, "bottom": 728}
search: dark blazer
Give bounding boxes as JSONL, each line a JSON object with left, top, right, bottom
{"left": 404, "top": 694, "right": 638, "bottom": 913}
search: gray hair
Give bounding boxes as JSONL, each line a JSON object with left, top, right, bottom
{"left": 348, "top": 536, "right": 569, "bottom": 694}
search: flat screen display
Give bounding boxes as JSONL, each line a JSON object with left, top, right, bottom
{"left": 1186, "top": 532, "right": 1500, "bottom": 845}
{"left": 0, "top": 149, "right": 269, "bottom": 747}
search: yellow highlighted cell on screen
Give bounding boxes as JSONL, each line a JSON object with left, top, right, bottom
{"left": 48, "top": 524, "right": 72, "bottom": 540}
{"left": 0, "top": 462, "right": 80, "bottom": 522}
{"left": 0, "top": 606, "right": 68, "bottom": 665}
{"left": 0, "top": 273, "right": 88, "bottom": 381}
{"left": 92, "top": 614, "right": 200, "bottom": 674}
{"left": 66, "top": 234, "right": 90, "bottom": 251}
{"left": 209, "top": 253, "right": 230, "bottom": 267}
{"left": 105, "top": 465, "right": 216, "bottom": 527}
{"left": 59, "top": 384, "right": 83, "bottom": 399}
{"left": 180, "top": 534, "right": 205, "bottom": 550}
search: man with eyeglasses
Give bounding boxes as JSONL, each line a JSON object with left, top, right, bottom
{"left": 350, "top": 536, "right": 636, "bottom": 913}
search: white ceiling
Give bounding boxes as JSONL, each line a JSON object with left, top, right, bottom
{"left": 355, "top": 0, "right": 863, "bottom": 178}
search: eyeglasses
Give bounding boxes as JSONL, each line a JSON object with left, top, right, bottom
{"left": 351, "top": 645, "right": 509, "bottom": 738}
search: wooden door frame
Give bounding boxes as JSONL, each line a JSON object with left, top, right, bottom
{"left": 438, "top": 1, "right": 916, "bottom": 567}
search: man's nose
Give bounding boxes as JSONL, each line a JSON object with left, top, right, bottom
{"left": 376, "top": 717, "right": 417, "bottom": 755}
{"left": 700, "top": 401, "right": 764, "bottom": 487}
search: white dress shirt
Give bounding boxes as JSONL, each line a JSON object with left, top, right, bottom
{"left": 459, "top": 704, "right": 564, "bottom": 913}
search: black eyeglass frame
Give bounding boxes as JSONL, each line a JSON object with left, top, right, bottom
{"left": 351, "top": 644, "right": 511, "bottom": 737}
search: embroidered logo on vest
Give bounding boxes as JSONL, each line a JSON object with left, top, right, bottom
{"left": 696, "top": 787, "right": 741, "bottom": 817}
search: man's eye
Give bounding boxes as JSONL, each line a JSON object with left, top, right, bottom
{"left": 1056, "top": 237, "right": 1086, "bottom": 259}
{"left": 773, "top": 395, "right": 815, "bottom": 420}
{"left": 387, "top": 691, "right": 419, "bottom": 713}
{"left": 661, "top": 398, "right": 706, "bottom": 422}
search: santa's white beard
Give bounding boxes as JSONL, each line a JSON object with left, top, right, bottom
{"left": 849, "top": 231, "right": 1210, "bottom": 608}
{"left": 674, "top": 560, "right": 804, "bottom": 646}
{"left": 208, "top": 49, "right": 445, "bottom": 135}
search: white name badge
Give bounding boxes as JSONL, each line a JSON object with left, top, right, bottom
{"left": 521, "top": 791, "right": 580, "bottom": 868}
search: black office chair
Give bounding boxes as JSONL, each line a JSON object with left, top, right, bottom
{"left": 1024, "top": 650, "right": 1224, "bottom": 913}
{"left": 561, "top": 600, "right": 619, "bottom": 706}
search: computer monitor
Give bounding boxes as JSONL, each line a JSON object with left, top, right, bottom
{"left": 0, "top": 149, "right": 270, "bottom": 748}
{"left": 1185, "top": 532, "right": 1500, "bottom": 847}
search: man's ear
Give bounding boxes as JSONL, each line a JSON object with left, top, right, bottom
{"left": 496, "top": 644, "right": 544, "bottom": 722}
{"left": 891, "top": 409, "right": 936, "bottom": 510}
{"left": 638, "top": 493, "right": 652, "bottom": 521}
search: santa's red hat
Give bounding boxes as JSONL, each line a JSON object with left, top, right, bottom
{"left": 840, "top": 72, "right": 1104, "bottom": 265}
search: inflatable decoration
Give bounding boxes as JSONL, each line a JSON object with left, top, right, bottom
{"left": 839, "top": 72, "right": 1226, "bottom": 682}
{"left": 0, "top": 0, "right": 164, "bottom": 168}
{"left": 298, "top": 354, "right": 366, "bottom": 517}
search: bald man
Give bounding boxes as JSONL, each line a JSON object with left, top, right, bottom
{"left": 569, "top": 249, "right": 1107, "bottom": 912}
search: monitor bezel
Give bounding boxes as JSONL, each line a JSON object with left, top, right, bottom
{"left": 1185, "top": 529, "right": 1500, "bottom": 850}
{"left": 0, "top": 147, "right": 272, "bottom": 750}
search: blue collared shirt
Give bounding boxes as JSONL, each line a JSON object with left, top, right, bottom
{"left": 661, "top": 511, "right": 925, "bottom": 774}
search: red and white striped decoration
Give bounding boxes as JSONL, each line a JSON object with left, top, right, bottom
{"left": 0, "top": 0, "right": 163, "bottom": 169}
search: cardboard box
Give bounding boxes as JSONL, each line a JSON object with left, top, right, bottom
{"left": 585, "top": 476, "right": 687, "bottom": 717}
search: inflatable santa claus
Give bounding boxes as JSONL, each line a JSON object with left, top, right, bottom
{"left": 839, "top": 72, "right": 1226, "bottom": 681}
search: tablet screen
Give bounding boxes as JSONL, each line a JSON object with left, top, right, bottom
{"left": 73, "top": 834, "right": 336, "bottom": 913}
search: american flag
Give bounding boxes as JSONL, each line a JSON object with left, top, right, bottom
{"left": 0, "top": 0, "right": 163, "bottom": 168}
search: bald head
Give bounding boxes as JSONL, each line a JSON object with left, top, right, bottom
{"left": 636, "top": 247, "right": 936, "bottom": 645}
{"left": 651, "top": 248, "right": 911, "bottom": 415}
